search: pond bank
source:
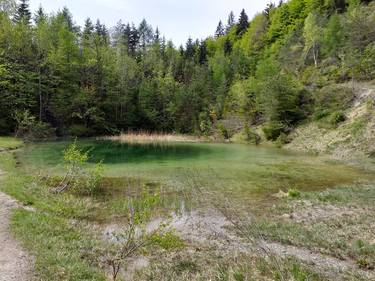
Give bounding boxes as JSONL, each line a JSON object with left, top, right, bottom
{"left": 1, "top": 136, "right": 375, "bottom": 280}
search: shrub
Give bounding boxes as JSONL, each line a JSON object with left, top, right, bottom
{"left": 217, "top": 123, "right": 233, "bottom": 140}
{"left": 30, "top": 122, "right": 56, "bottom": 140}
{"left": 262, "top": 122, "right": 285, "bottom": 141}
{"left": 312, "top": 85, "right": 354, "bottom": 120}
{"left": 243, "top": 124, "right": 261, "bottom": 145}
{"left": 288, "top": 188, "right": 301, "bottom": 198}
{"left": 14, "top": 110, "right": 55, "bottom": 141}
{"left": 55, "top": 141, "right": 103, "bottom": 195}
{"left": 328, "top": 111, "right": 346, "bottom": 127}
{"left": 68, "top": 124, "right": 94, "bottom": 137}
{"left": 275, "top": 132, "right": 289, "bottom": 148}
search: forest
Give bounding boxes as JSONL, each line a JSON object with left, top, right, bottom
{"left": 0, "top": 0, "right": 375, "bottom": 140}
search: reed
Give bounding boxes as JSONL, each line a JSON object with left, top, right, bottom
{"left": 100, "top": 131, "right": 200, "bottom": 144}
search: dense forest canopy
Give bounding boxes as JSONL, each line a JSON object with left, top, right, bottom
{"left": 0, "top": 0, "right": 374, "bottom": 139}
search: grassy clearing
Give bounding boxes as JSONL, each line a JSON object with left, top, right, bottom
{"left": 0, "top": 136, "right": 23, "bottom": 150}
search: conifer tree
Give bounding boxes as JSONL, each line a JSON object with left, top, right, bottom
{"left": 215, "top": 20, "right": 225, "bottom": 38}
{"left": 226, "top": 11, "right": 235, "bottom": 32}
{"left": 224, "top": 38, "right": 232, "bottom": 56}
{"left": 34, "top": 5, "right": 46, "bottom": 25}
{"left": 185, "top": 37, "right": 195, "bottom": 59}
{"left": 198, "top": 40, "right": 207, "bottom": 65}
{"left": 14, "top": 0, "right": 31, "bottom": 24}
{"left": 237, "top": 9, "right": 249, "bottom": 35}
{"left": 0, "top": 0, "right": 17, "bottom": 15}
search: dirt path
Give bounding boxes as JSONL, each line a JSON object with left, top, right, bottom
{"left": 0, "top": 171, "right": 32, "bottom": 281}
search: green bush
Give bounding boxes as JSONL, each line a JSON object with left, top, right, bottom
{"left": 56, "top": 141, "right": 103, "bottom": 195}
{"left": 262, "top": 122, "right": 286, "bottom": 141}
{"left": 288, "top": 188, "right": 301, "bottom": 198}
{"left": 275, "top": 132, "right": 289, "bottom": 148}
{"left": 14, "top": 110, "right": 55, "bottom": 141}
{"left": 313, "top": 85, "right": 354, "bottom": 119}
{"left": 217, "top": 123, "right": 233, "bottom": 140}
{"left": 30, "top": 122, "right": 56, "bottom": 140}
{"left": 328, "top": 111, "right": 346, "bottom": 127}
{"left": 244, "top": 124, "right": 260, "bottom": 145}
{"left": 68, "top": 124, "right": 94, "bottom": 137}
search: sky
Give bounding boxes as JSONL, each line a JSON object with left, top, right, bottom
{"left": 28, "top": 0, "right": 270, "bottom": 46}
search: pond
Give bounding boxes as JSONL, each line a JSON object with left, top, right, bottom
{"left": 19, "top": 139, "right": 374, "bottom": 206}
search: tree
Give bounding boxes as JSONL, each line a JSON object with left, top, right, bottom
{"left": 224, "top": 38, "right": 232, "bottom": 56}
{"left": 138, "top": 19, "right": 154, "bottom": 51}
{"left": 215, "top": 20, "right": 225, "bottom": 37}
{"left": 185, "top": 37, "right": 195, "bottom": 59}
{"left": 128, "top": 23, "right": 140, "bottom": 56}
{"left": 323, "top": 13, "right": 343, "bottom": 58}
{"left": 256, "top": 59, "right": 301, "bottom": 139}
{"left": 0, "top": 0, "right": 16, "bottom": 15}
{"left": 14, "top": 0, "right": 31, "bottom": 24}
{"left": 237, "top": 9, "right": 249, "bottom": 35}
{"left": 198, "top": 40, "right": 207, "bottom": 65}
{"left": 34, "top": 5, "right": 46, "bottom": 25}
{"left": 303, "top": 13, "right": 323, "bottom": 67}
{"left": 226, "top": 11, "right": 235, "bottom": 32}
{"left": 263, "top": 2, "right": 275, "bottom": 20}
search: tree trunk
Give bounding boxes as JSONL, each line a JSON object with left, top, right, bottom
{"left": 39, "top": 66, "right": 42, "bottom": 122}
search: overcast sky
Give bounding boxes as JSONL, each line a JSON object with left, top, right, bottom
{"left": 28, "top": 0, "right": 270, "bottom": 46}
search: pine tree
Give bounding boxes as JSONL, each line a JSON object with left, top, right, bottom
{"left": 263, "top": 3, "right": 275, "bottom": 20}
{"left": 14, "top": 0, "right": 31, "bottom": 25}
{"left": 61, "top": 7, "right": 74, "bottom": 31}
{"left": 128, "top": 23, "right": 140, "bottom": 56}
{"left": 34, "top": 5, "right": 46, "bottom": 25}
{"left": 138, "top": 19, "right": 154, "bottom": 50}
{"left": 83, "top": 18, "right": 94, "bottom": 39}
{"left": 237, "top": 9, "right": 249, "bottom": 35}
{"left": 0, "top": 0, "right": 17, "bottom": 15}
{"left": 226, "top": 11, "right": 235, "bottom": 32}
{"left": 215, "top": 20, "right": 225, "bottom": 38}
{"left": 154, "top": 27, "right": 160, "bottom": 44}
{"left": 224, "top": 38, "right": 232, "bottom": 56}
{"left": 185, "top": 37, "right": 195, "bottom": 59}
{"left": 198, "top": 40, "right": 207, "bottom": 65}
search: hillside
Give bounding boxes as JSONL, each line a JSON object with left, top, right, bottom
{"left": 0, "top": 0, "right": 374, "bottom": 143}
{"left": 286, "top": 82, "right": 375, "bottom": 161}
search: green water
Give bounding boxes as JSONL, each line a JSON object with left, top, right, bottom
{"left": 20, "top": 140, "right": 374, "bottom": 204}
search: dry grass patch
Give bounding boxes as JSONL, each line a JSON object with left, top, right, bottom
{"left": 101, "top": 132, "right": 202, "bottom": 144}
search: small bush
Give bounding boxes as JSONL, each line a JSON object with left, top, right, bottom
{"left": 288, "top": 188, "right": 301, "bottom": 198}
{"left": 217, "top": 123, "right": 233, "bottom": 140}
{"left": 55, "top": 141, "right": 103, "bottom": 195}
{"left": 14, "top": 110, "right": 55, "bottom": 141}
{"left": 150, "top": 231, "right": 184, "bottom": 250}
{"left": 275, "top": 132, "right": 289, "bottom": 148}
{"left": 68, "top": 124, "right": 94, "bottom": 137}
{"left": 328, "top": 111, "right": 346, "bottom": 127}
{"left": 244, "top": 124, "right": 261, "bottom": 145}
{"left": 263, "top": 122, "right": 285, "bottom": 141}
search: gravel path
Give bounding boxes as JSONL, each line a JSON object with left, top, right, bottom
{"left": 0, "top": 172, "right": 32, "bottom": 281}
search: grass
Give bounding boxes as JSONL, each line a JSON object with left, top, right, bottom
{"left": 137, "top": 251, "right": 325, "bottom": 281}
{"left": 101, "top": 131, "right": 201, "bottom": 144}
{"left": 0, "top": 136, "right": 23, "bottom": 150}
{"left": 0, "top": 152, "right": 107, "bottom": 280}
{"left": 246, "top": 184, "right": 375, "bottom": 271}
